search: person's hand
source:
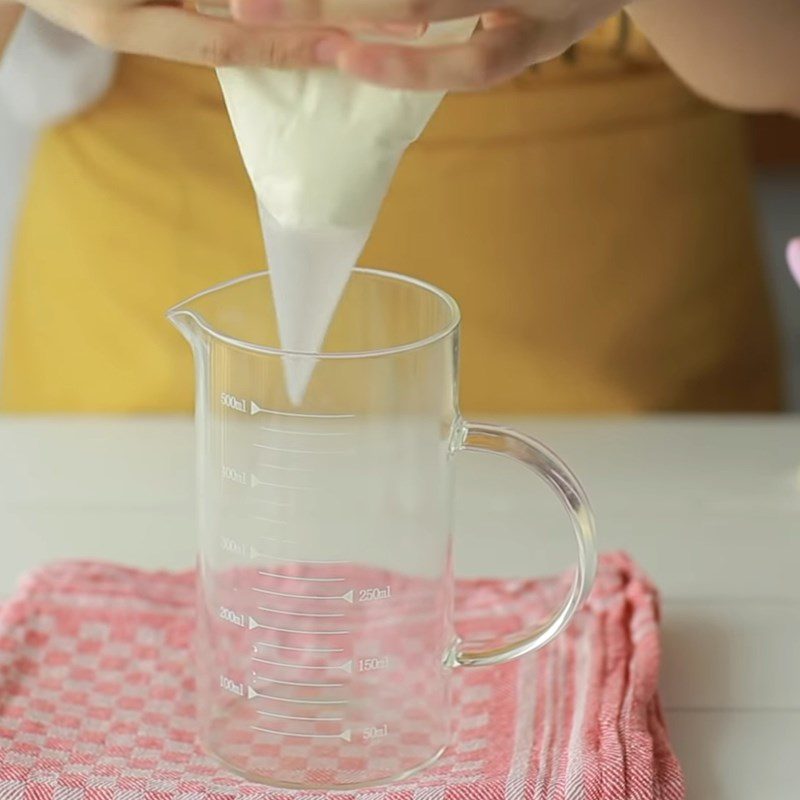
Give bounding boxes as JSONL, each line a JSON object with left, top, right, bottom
{"left": 18, "top": 0, "right": 349, "bottom": 68}
{"left": 230, "top": 0, "right": 627, "bottom": 89}
{"left": 788, "top": 239, "right": 800, "bottom": 288}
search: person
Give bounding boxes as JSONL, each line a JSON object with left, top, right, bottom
{"left": 0, "top": 0, "right": 795, "bottom": 413}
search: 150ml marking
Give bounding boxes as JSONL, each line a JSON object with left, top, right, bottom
{"left": 219, "top": 606, "right": 246, "bottom": 627}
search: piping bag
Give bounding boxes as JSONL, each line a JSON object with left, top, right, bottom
{"left": 216, "top": 19, "right": 477, "bottom": 404}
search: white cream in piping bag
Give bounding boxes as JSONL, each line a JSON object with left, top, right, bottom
{"left": 217, "top": 18, "right": 476, "bottom": 404}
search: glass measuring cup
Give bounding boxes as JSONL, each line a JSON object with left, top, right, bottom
{"left": 168, "top": 269, "right": 597, "bottom": 790}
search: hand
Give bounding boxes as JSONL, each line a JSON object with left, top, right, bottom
{"left": 788, "top": 239, "right": 800, "bottom": 288}
{"left": 231, "top": 0, "right": 628, "bottom": 89}
{"left": 18, "top": 0, "right": 349, "bottom": 68}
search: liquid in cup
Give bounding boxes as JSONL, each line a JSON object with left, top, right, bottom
{"left": 168, "top": 269, "right": 597, "bottom": 789}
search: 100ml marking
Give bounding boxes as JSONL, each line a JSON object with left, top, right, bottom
{"left": 219, "top": 675, "right": 244, "bottom": 696}
{"left": 359, "top": 586, "right": 391, "bottom": 602}
{"left": 363, "top": 724, "right": 388, "bottom": 742}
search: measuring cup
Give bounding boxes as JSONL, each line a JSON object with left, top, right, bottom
{"left": 168, "top": 269, "right": 597, "bottom": 790}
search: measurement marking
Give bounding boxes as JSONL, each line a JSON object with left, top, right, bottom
{"left": 250, "top": 475, "right": 310, "bottom": 490}
{"left": 253, "top": 674, "right": 344, "bottom": 688}
{"left": 257, "top": 605, "right": 345, "bottom": 618}
{"left": 253, "top": 552, "right": 350, "bottom": 566}
{"left": 250, "top": 402, "right": 355, "bottom": 420}
{"left": 252, "top": 586, "right": 354, "bottom": 602}
{"left": 259, "top": 536, "right": 293, "bottom": 546}
{"left": 250, "top": 725, "right": 352, "bottom": 741}
{"left": 256, "top": 570, "right": 346, "bottom": 584}
{"left": 259, "top": 426, "right": 352, "bottom": 437}
{"left": 247, "top": 686, "right": 348, "bottom": 705}
{"left": 254, "top": 657, "right": 353, "bottom": 673}
{"left": 253, "top": 443, "right": 352, "bottom": 456}
{"left": 257, "top": 462, "right": 313, "bottom": 472}
{"left": 255, "top": 641, "right": 344, "bottom": 654}
{"left": 250, "top": 515, "right": 287, "bottom": 525}
{"left": 252, "top": 498, "right": 291, "bottom": 508}
{"left": 256, "top": 710, "right": 344, "bottom": 723}
{"left": 248, "top": 617, "right": 350, "bottom": 635}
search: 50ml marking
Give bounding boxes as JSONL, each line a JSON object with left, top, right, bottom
{"left": 359, "top": 586, "right": 392, "bottom": 602}
{"left": 358, "top": 656, "right": 389, "bottom": 672}
{"left": 363, "top": 724, "right": 388, "bottom": 742}
{"left": 219, "top": 606, "right": 246, "bottom": 627}
{"left": 220, "top": 393, "right": 247, "bottom": 413}
{"left": 251, "top": 725, "right": 352, "bottom": 741}
{"left": 219, "top": 675, "right": 244, "bottom": 696}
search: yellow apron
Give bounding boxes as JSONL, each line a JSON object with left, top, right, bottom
{"left": 0, "top": 19, "right": 782, "bottom": 413}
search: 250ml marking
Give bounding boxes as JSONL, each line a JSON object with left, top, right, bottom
{"left": 359, "top": 586, "right": 391, "bottom": 602}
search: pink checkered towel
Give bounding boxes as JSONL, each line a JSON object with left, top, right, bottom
{"left": 0, "top": 553, "right": 683, "bottom": 799}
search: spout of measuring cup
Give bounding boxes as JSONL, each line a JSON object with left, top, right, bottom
{"left": 166, "top": 302, "right": 204, "bottom": 347}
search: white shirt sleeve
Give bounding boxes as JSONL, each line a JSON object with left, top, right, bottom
{"left": 0, "top": 11, "right": 116, "bottom": 127}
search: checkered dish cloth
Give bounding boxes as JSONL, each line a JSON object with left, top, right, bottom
{"left": 0, "top": 553, "right": 683, "bottom": 799}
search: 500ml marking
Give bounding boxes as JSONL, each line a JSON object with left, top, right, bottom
{"left": 362, "top": 724, "right": 389, "bottom": 742}
{"left": 222, "top": 465, "right": 247, "bottom": 485}
{"left": 219, "top": 675, "right": 244, "bottom": 696}
{"left": 358, "top": 656, "right": 390, "bottom": 672}
{"left": 219, "top": 606, "right": 246, "bottom": 627}
{"left": 220, "top": 392, "right": 247, "bottom": 413}
{"left": 359, "top": 586, "right": 392, "bottom": 603}
{"left": 220, "top": 536, "right": 247, "bottom": 556}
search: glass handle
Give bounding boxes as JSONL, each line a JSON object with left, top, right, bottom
{"left": 452, "top": 421, "right": 598, "bottom": 667}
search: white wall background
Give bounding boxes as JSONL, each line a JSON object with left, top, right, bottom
{"left": 1, "top": 111, "right": 799, "bottom": 408}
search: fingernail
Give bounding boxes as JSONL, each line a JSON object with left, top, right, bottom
{"left": 234, "top": 0, "right": 282, "bottom": 22}
{"left": 314, "top": 36, "right": 346, "bottom": 66}
{"left": 787, "top": 238, "right": 800, "bottom": 287}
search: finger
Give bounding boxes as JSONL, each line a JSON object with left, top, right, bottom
{"left": 232, "top": 0, "right": 492, "bottom": 27}
{"left": 335, "top": 13, "right": 571, "bottom": 90}
{"left": 349, "top": 21, "right": 428, "bottom": 39}
{"left": 88, "top": 5, "right": 349, "bottom": 67}
{"left": 189, "top": 0, "right": 425, "bottom": 36}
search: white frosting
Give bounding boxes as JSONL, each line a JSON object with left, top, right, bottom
{"left": 217, "top": 19, "right": 476, "bottom": 402}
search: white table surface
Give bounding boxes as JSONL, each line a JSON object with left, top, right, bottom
{"left": 1, "top": 415, "right": 799, "bottom": 798}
